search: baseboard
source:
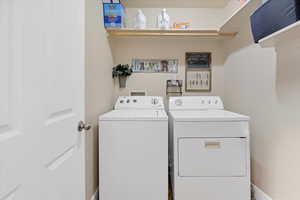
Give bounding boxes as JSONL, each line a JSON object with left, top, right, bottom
{"left": 92, "top": 184, "right": 270, "bottom": 200}
{"left": 252, "top": 184, "right": 272, "bottom": 200}
{"left": 90, "top": 188, "right": 99, "bottom": 200}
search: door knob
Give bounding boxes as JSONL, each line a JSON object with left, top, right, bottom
{"left": 78, "top": 121, "right": 92, "bottom": 132}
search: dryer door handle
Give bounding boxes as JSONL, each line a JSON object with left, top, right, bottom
{"left": 205, "top": 141, "right": 221, "bottom": 149}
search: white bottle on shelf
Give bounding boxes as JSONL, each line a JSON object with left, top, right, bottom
{"left": 156, "top": 8, "right": 170, "bottom": 29}
{"left": 134, "top": 9, "right": 147, "bottom": 29}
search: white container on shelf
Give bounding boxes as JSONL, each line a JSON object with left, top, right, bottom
{"left": 157, "top": 8, "right": 170, "bottom": 29}
{"left": 134, "top": 9, "right": 147, "bottom": 29}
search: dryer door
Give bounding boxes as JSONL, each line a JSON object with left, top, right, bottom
{"left": 178, "top": 138, "right": 247, "bottom": 177}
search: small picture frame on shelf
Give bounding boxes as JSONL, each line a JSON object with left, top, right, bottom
{"left": 132, "top": 59, "right": 178, "bottom": 73}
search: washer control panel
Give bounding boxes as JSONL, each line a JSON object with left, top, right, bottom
{"left": 115, "top": 96, "right": 164, "bottom": 110}
{"left": 169, "top": 96, "right": 224, "bottom": 110}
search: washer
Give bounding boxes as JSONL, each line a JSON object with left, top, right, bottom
{"left": 169, "top": 96, "right": 250, "bottom": 200}
{"left": 99, "top": 96, "right": 168, "bottom": 200}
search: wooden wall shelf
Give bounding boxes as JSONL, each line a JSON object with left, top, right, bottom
{"left": 106, "top": 28, "right": 237, "bottom": 39}
{"left": 106, "top": 0, "right": 261, "bottom": 39}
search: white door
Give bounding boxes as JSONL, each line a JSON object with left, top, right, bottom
{"left": 0, "top": 0, "right": 86, "bottom": 199}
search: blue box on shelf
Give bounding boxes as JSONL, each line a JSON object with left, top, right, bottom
{"left": 103, "top": 0, "right": 125, "bottom": 28}
{"left": 251, "top": 0, "right": 300, "bottom": 43}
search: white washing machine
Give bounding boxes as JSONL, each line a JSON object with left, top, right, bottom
{"left": 169, "top": 96, "right": 250, "bottom": 200}
{"left": 99, "top": 96, "right": 168, "bottom": 200}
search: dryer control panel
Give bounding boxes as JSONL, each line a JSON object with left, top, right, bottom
{"left": 115, "top": 96, "right": 165, "bottom": 110}
{"left": 169, "top": 96, "right": 224, "bottom": 111}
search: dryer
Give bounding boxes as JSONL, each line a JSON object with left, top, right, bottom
{"left": 99, "top": 96, "right": 168, "bottom": 200}
{"left": 169, "top": 96, "right": 250, "bottom": 200}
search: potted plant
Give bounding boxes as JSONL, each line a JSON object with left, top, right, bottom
{"left": 112, "top": 64, "right": 133, "bottom": 88}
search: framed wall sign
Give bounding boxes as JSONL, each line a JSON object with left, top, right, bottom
{"left": 185, "top": 52, "right": 212, "bottom": 92}
{"left": 186, "top": 52, "right": 211, "bottom": 69}
{"left": 132, "top": 59, "right": 178, "bottom": 73}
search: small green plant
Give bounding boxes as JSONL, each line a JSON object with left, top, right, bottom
{"left": 112, "top": 64, "right": 133, "bottom": 78}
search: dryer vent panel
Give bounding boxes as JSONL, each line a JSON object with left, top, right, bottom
{"left": 130, "top": 90, "right": 147, "bottom": 96}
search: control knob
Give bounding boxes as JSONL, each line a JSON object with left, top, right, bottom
{"left": 151, "top": 98, "right": 159, "bottom": 105}
{"left": 175, "top": 99, "right": 183, "bottom": 106}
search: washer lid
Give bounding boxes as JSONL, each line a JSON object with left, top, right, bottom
{"left": 169, "top": 110, "right": 249, "bottom": 122}
{"left": 99, "top": 109, "right": 168, "bottom": 121}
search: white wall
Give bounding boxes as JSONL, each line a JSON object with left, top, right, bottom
{"left": 111, "top": 37, "right": 225, "bottom": 99}
{"left": 223, "top": 0, "right": 241, "bottom": 19}
{"left": 110, "top": 7, "right": 233, "bottom": 100}
{"left": 224, "top": 21, "right": 300, "bottom": 200}
{"left": 85, "top": 0, "right": 115, "bottom": 199}
{"left": 125, "top": 8, "right": 225, "bottom": 29}
{"left": 122, "top": 0, "right": 230, "bottom": 9}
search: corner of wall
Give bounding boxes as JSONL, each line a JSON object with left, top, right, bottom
{"left": 85, "top": 0, "right": 115, "bottom": 199}
{"left": 252, "top": 184, "right": 273, "bottom": 200}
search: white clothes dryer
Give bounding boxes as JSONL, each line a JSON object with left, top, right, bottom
{"left": 169, "top": 96, "right": 250, "bottom": 200}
